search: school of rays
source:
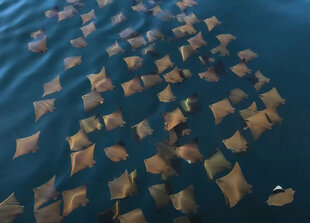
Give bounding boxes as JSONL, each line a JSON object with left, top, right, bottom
{"left": 2, "top": 0, "right": 294, "bottom": 222}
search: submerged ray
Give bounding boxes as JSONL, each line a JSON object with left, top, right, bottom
{"left": 199, "top": 55, "right": 215, "bottom": 65}
{"left": 70, "top": 144, "right": 95, "bottom": 176}
{"left": 104, "top": 142, "right": 128, "bottom": 162}
{"left": 141, "top": 43, "right": 159, "bottom": 57}
{"left": 34, "top": 200, "right": 63, "bottom": 223}
{"left": 42, "top": 76, "right": 62, "bottom": 97}
{"left": 70, "top": 36, "right": 88, "bottom": 48}
{"left": 64, "top": 56, "right": 82, "bottom": 70}
{"left": 0, "top": 193, "right": 24, "bottom": 223}
{"left": 264, "top": 107, "right": 283, "bottom": 125}
{"left": 230, "top": 62, "right": 251, "bottom": 78}
{"left": 146, "top": 29, "right": 164, "bottom": 42}
{"left": 97, "top": 0, "right": 113, "bottom": 8}
{"left": 58, "top": 8, "right": 74, "bottom": 22}
{"left": 158, "top": 84, "right": 176, "bottom": 102}
{"left": 157, "top": 10, "right": 174, "bottom": 22}
{"left": 124, "top": 56, "right": 143, "bottom": 71}
{"left": 118, "top": 208, "right": 147, "bottom": 223}
{"left": 79, "top": 115, "right": 102, "bottom": 133}
{"left": 245, "top": 110, "right": 272, "bottom": 140}
{"left": 229, "top": 88, "right": 248, "bottom": 105}
{"left": 267, "top": 186, "right": 295, "bottom": 206}
{"left": 184, "top": 13, "right": 200, "bottom": 24}
{"left": 237, "top": 49, "right": 258, "bottom": 63}
{"left": 150, "top": 5, "right": 163, "bottom": 16}
{"left": 87, "top": 66, "right": 114, "bottom": 92}
{"left": 180, "top": 94, "right": 200, "bottom": 114}
{"left": 259, "top": 87, "right": 285, "bottom": 109}
{"left": 170, "top": 185, "right": 198, "bottom": 214}
{"left": 179, "top": 45, "right": 196, "bottom": 61}
{"left": 252, "top": 70, "right": 270, "bottom": 91}
{"left": 82, "top": 91, "right": 104, "bottom": 112}
{"left": 163, "top": 108, "right": 187, "bottom": 131}
{"left": 223, "top": 130, "right": 249, "bottom": 153}
{"left": 13, "top": 131, "right": 40, "bottom": 159}
{"left": 33, "top": 176, "right": 59, "bottom": 210}
{"left": 120, "top": 28, "right": 137, "bottom": 40}
{"left": 28, "top": 36, "right": 47, "bottom": 53}
{"left": 239, "top": 101, "right": 257, "bottom": 120}
{"left": 187, "top": 31, "right": 207, "bottom": 50}
{"left": 30, "top": 29, "right": 45, "bottom": 39}
{"left": 80, "top": 9, "right": 95, "bottom": 25}
{"left": 108, "top": 170, "right": 137, "bottom": 200}
{"left": 199, "top": 68, "right": 219, "bottom": 82}
{"left": 144, "top": 154, "right": 170, "bottom": 174}
{"left": 33, "top": 98, "right": 55, "bottom": 122}
{"left": 66, "top": 128, "right": 93, "bottom": 151}
{"left": 106, "top": 41, "right": 125, "bottom": 57}
{"left": 164, "top": 67, "right": 184, "bottom": 83}
{"left": 45, "top": 7, "right": 59, "bottom": 18}
{"left": 62, "top": 185, "right": 88, "bottom": 216}
{"left": 179, "top": 69, "right": 193, "bottom": 79}
{"left": 121, "top": 76, "right": 143, "bottom": 97}
{"left": 148, "top": 184, "right": 170, "bottom": 210}
{"left": 112, "top": 12, "right": 126, "bottom": 25}
{"left": 211, "top": 34, "right": 236, "bottom": 56}
{"left": 132, "top": 1, "right": 147, "bottom": 12}
{"left": 216, "top": 162, "right": 252, "bottom": 207}
{"left": 128, "top": 36, "right": 147, "bottom": 50}
{"left": 209, "top": 99, "right": 235, "bottom": 124}
{"left": 81, "top": 21, "right": 97, "bottom": 38}
{"left": 204, "top": 149, "right": 231, "bottom": 180}
{"left": 141, "top": 73, "right": 162, "bottom": 88}
{"left": 133, "top": 119, "right": 153, "bottom": 141}
{"left": 204, "top": 16, "right": 221, "bottom": 31}
{"left": 176, "top": 141, "right": 203, "bottom": 164}
{"left": 103, "top": 109, "right": 126, "bottom": 131}
{"left": 155, "top": 54, "right": 174, "bottom": 73}
{"left": 173, "top": 216, "right": 191, "bottom": 223}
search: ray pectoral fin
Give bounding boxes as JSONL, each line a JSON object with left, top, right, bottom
{"left": 33, "top": 176, "right": 59, "bottom": 210}
{"left": 34, "top": 200, "right": 63, "bottom": 223}
{"left": 170, "top": 185, "right": 198, "bottom": 214}
{"left": 62, "top": 185, "right": 88, "bottom": 216}
{"left": 33, "top": 98, "right": 55, "bottom": 122}
{"left": 14, "top": 131, "right": 41, "bottom": 159}
{"left": 70, "top": 144, "right": 96, "bottom": 176}
{"left": 0, "top": 193, "right": 24, "bottom": 223}
{"left": 82, "top": 91, "right": 104, "bottom": 112}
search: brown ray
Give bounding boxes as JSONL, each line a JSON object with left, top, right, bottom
{"left": 264, "top": 107, "right": 283, "bottom": 125}
{"left": 64, "top": 56, "right": 82, "bottom": 70}
{"left": 173, "top": 216, "right": 191, "bottom": 223}
{"left": 87, "top": 66, "right": 114, "bottom": 93}
{"left": 259, "top": 87, "right": 285, "bottom": 109}
{"left": 80, "top": 9, "right": 95, "bottom": 25}
{"left": 216, "top": 162, "right": 252, "bottom": 207}
{"left": 179, "top": 45, "right": 196, "bottom": 61}
{"left": 204, "top": 16, "right": 221, "bottom": 31}
{"left": 42, "top": 76, "right": 62, "bottom": 97}
{"left": 106, "top": 41, "right": 125, "bottom": 57}
{"left": 97, "top": 0, "right": 113, "bottom": 8}
{"left": 124, "top": 56, "right": 143, "bottom": 71}
{"left": 79, "top": 115, "right": 102, "bottom": 133}
{"left": 239, "top": 101, "right": 257, "bottom": 120}
{"left": 179, "top": 95, "right": 200, "bottom": 114}
{"left": 164, "top": 67, "right": 184, "bottom": 83}
{"left": 58, "top": 8, "right": 73, "bottom": 22}
{"left": 144, "top": 154, "right": 170, "bottom": 174}
{"left": 146, "top": 29, "right": 164, "bottom": 42}
{"left": 151, "top": 5, "right": 163, "bottom": 16}
{"left": 120, "top": 28, "right": 137, "bottom": 40}
{"left": 223, "top": 130, "right": 249, "bottom": 153}
{"left": 209, "top": 99, "right": 235, "bottom": 124}
{"left": 66, "top": 128, "right": 93, "bottom": 151}
{"left": 204, "top": 149, "right": 231, "bottom": 180}
{"left": 108, "top": 170, "right": 137, "bottom": 200}
{"left": 141, "top": 73, "right": 162, "bottom": 88}
{"left": 132, "top": 1, "right": 147, "bottom": 12}
{"left": 170, "top": 185, "right": 198, "bottom": 214}
{"left": 71, "top": 36, "right": 88, "bottom": 48}
{"left": 128, "top": 36, "right": 147, "bottom": 50}
{"left": 267, "top": 187, "right": 295, "bottom": 206}
{"left": 157, "top": 10, "right": 174, "bottom": 22}
{"left": 253, "top": 70, "right": 270, "bottom": 91}
{"left": 45, "top": 7, "right": 59, "bottom": 18}
{"left": 118, "top": 208, "right": 147, "bottom": 223}
{"left": 156, "top": 142, "right": 177, "bottom": 160}
{"left": 154, "top": 54, "right": 174, "bottom": 73}
{"left": 245, "top": 110, "right": 272, "bottom": 140}
{"left": 187, "top": 31, "right": 207, "bottom": 50}
{"left": 13, "top": 131, "right": 40, "bottom": 159}
{"left": 158, "top": 84, "right": 176, "bottom": 102}
{"left": 199, "top": 67, "right": 219, "bottom": 82}
{"left": 63, "top": 5, "right": 79, "bottom": 14}
{"left": 142, "top": 43, "right": 158, "bottom": 56}
{"left": 210, "top": 34, "right": 236, "bottom": 56}
{"left": 112, "top": 12, "right": 126, "bottom": 25}
{"left": 33, "top": 98, "right": 55, "bottom": 122}
{"left": 176, "top": 141, "right": 203, "bottom": 163}
{"left": 237, "top": 49, "right": 258, "bottom": 63}
{"left": 81, "top": 21, "right": 96, "bottom": 38}
{"left": 70, "top": 144, "right": 95, "bottom": 176}
{"left": 103, "top": 109, "right": 126, "bottom": 131}
{"left": 172, "top": 24, "right": 197, "bottom": 38}
{"left": 62, "top": 185, "right": 88, "bottom": 216}
{"left": 82, "top": 91, "right": 104, "bottom": 112}
{"left": 230, "top": 62, "right": 251, "bottom": 78}
{"left": 179, "top": 69, "right": 193, "bottom": 79}
{"left": 28, "top": 36, "right": 47, "bottom": 53}
{"left": 30, "top": 29, "right": 45, "bottom": 39}
{"left": 133, "top": 119, "right": 153, "bottom": 141}
{"left": 0, "top": 193, "right": 24, "bottom": 223}
{"left": 163, "top": 108, "right": 186, "bottom": 131}
{"left": 34, "top": 200, "right": 63, "bottom": 223}
{"left": 184, "top": 13, "right": 200, "bottom": 24}
{"left": 148, "top": 184, "right": 170, "bottom": 210}
{"left": 121, "top": 76, "right": 144, "bottom": 97}
{"left": 229, "top": 88, "right": 248, "bottom": 105}
{"left": 104, "top": 143, "right": 128, "bottom": 162}
{"left": 33, "top": 176, "right": 59, "bottom": 210}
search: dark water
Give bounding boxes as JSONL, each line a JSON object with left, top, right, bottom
{"left": 0, "top": 0, "right": 309, "bottom": 222}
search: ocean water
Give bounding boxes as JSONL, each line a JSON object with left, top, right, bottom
{"left": 0, "top": 0, "right": 310, "bottom": 222}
